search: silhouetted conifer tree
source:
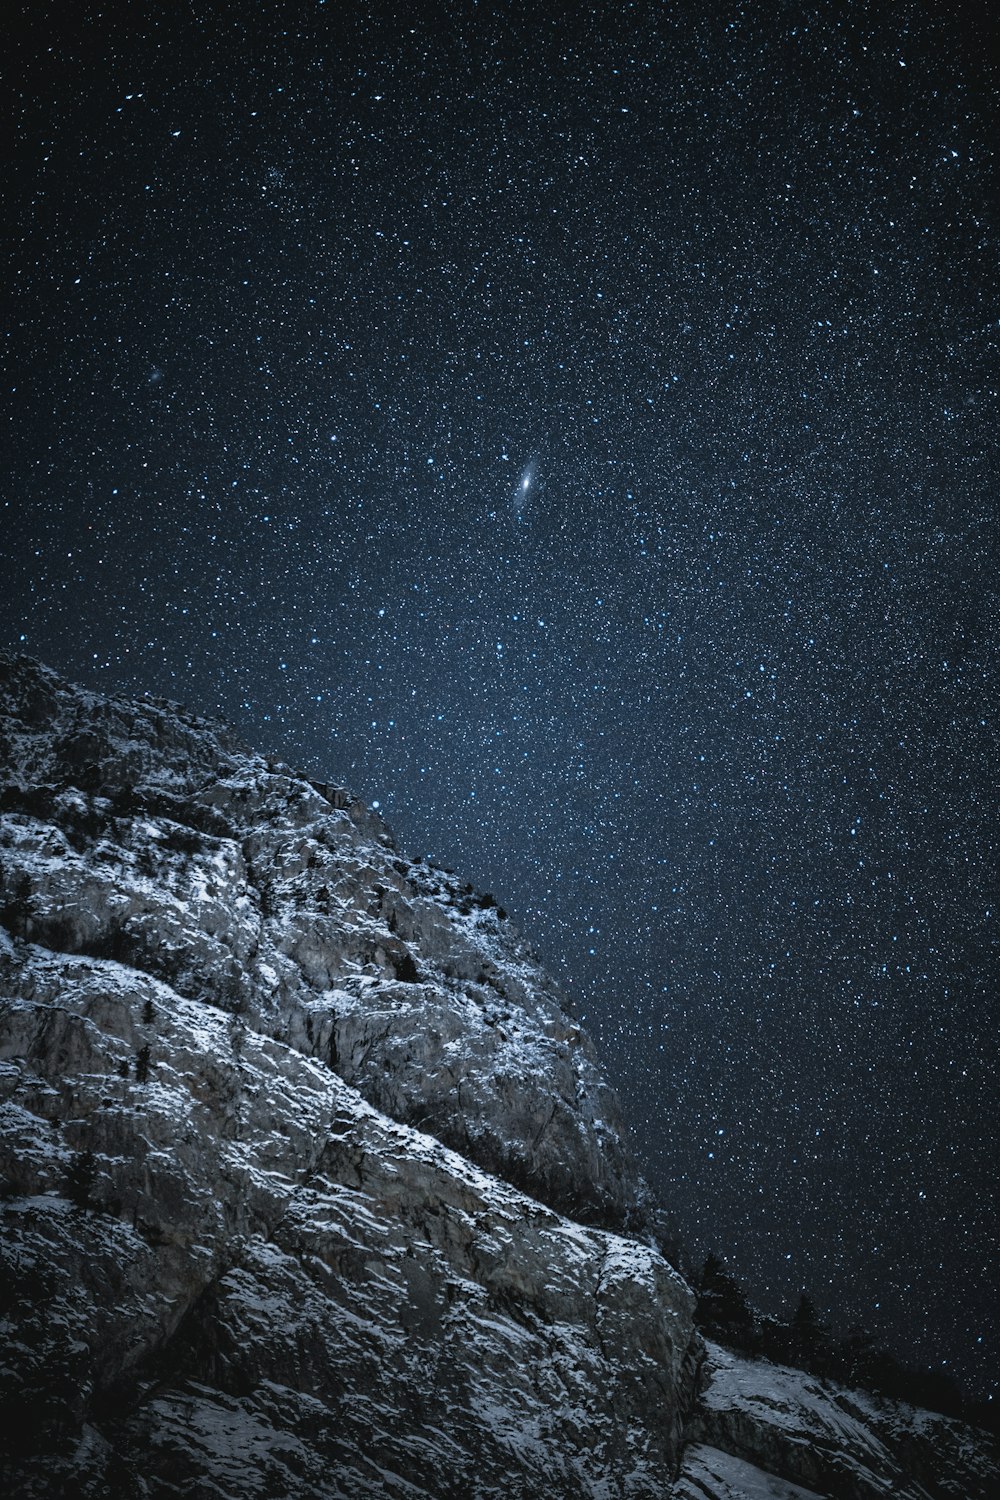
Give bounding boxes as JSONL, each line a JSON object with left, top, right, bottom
{"left": 695, "top": 1254, "right": 755, "bottom": 1344}
{"left": 64, "top": 1149, "right": 96, "bottom": 1210}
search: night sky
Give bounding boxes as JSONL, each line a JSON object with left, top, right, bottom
{"left": 3, "top": 2, "right": 997, "bottom": 1400}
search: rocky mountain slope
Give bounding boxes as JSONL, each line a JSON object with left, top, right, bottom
{"left": 0, "top": 652, "right": 995, "bottom": 1499}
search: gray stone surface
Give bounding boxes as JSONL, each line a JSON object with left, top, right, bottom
{"left": 0, "top": 652, "right": 648, "bottom": 1233}
{"left": 0, "top": 654, "right": 694, "bottom": 1496}
{"left": 675, "top": 1444, "right": 825, "bottom": 1500}
{"left": 0, "top": 941, "right": 694, "bottom": 1497}
{"left": 687, "top": 1341, "right": 999, "bottom": 1500}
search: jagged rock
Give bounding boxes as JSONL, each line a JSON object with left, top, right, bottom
{"left": 686, "top": 1341, "right": 998, "bottom": 1500}
{"left": 0, "top": 652, "right": 648, "bottom": 1233}
{"left": 675, "top": 1443, "right": 825, "bottom": 1500}
{"left": 0, "top": 654, "right": 996, "bottom": 1499}
{"left": 0, "top": 940, "right": 694, "bottom": 1497}
{"left": 0, "top": 654, "right": 696, "bottom": 1496}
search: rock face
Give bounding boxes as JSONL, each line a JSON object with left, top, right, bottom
{"left": 0, "top": 653, "right": 996, "bottom": 1499}
{"left": 681, "top": 1342, "right": 999, "bottom": 1500}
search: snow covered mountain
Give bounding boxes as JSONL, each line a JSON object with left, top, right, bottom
{"left": 0, "top": 652, "right": 995, "bottom": 1498}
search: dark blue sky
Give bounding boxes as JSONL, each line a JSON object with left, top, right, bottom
{"left": 3, "top": 1, "right": 997, "bottom": 1398}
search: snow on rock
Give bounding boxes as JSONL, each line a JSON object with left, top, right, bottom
{"left": 0, "top": 933, "right": 695, "bottom": 1497}
{"left": 0, "top": 654, "right": 696, "bottom": 1497}
{"left": 675, "top": 1444, "right": 826, "bottom": 1500}
{"left": 687, "top": 1340, "right": 998, "bottom": 1500}
{"left": 0, "top": 651, "right": 646, "bottom": 1232}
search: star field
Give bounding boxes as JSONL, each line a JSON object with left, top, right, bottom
{"left": 2, "top": 2, "right": 997, "bottom": 1400}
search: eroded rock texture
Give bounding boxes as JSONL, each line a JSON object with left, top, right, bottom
{"left": 0, "top": 654, "right": 995, "bottom": 1499}
{"left": 683, "top": 1342, "right": 999, "bottom": 1500}
{"left": 0, "top": 654, "right": 694, "bottom": 1497}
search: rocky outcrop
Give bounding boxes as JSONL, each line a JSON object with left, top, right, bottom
{"left": 0, "top": 653, "right": 996, "bottom": 1499}
{"left": 0, "top": 939, "right": 694, "bottom": 1497}
{"left": 675, "top": 1443, "right": 827, "bottom": 1500}
{"left": 0, "top": 652, "right": 647, "bottom": 1234}
{"left": 683, "top": 1341, "right": 998, "bottom": 1500}
{"left": 0, "top": 654, "right": 696, "bottom": 1497}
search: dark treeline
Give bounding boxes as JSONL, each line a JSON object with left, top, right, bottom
{"left": 694, "top": 1254, "right": 998, "bottom": 1438}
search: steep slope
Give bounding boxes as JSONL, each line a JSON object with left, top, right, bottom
{"left": 0, "top": 652, "right": 648, "bottom": 1232}
{"left": 1, "top": 939, "right": 694, "bottom": 1497}
{"left": 0, "top": 654, "right": 996, "bottom": 1500}
{"left": 0, "top": 653, "right": 696, "bottom": 1497}
{"left": 682, "top": 1342, "right": 997, "bottom": 1500}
